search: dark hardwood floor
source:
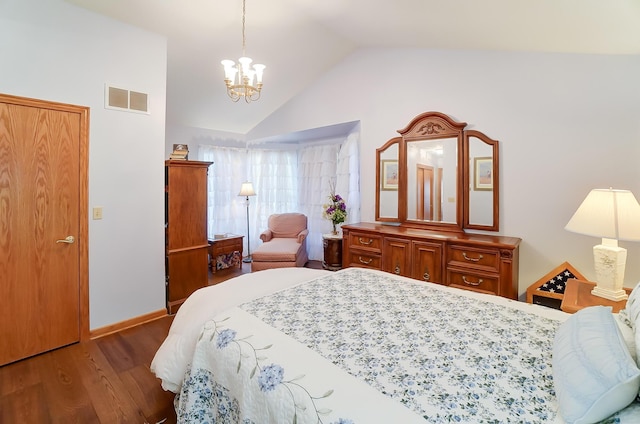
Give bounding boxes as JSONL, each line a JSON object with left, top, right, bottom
{"left": 0, "top": 260, "right": 323, "bottom": 423}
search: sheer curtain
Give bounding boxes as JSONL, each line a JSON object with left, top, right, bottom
{"left": 298, "top": 130, "right": 361, "bottom": 260}
{"left": 197, "top": 145, "right": 250, "bottom": 242}
{"left": 198, "top": 130, "right": 360, "bottom": 263}
{"left": 298, "top": 143, "right": 341, "bottom": 260}
{"left": 337, "top": 131, "right": 361, "bottom": 224}
{"left": 248, "top": 148, "right": 299, "bottom": 255}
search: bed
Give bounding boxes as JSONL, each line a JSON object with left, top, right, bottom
{"left": 151, "top": 267, "right": 640, "bottom": 423}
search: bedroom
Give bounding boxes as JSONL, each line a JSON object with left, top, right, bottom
{"left": 2, "top": 0, "right": 639, "bottom": 332}
{"left": 1, "top": 0, "right": 640, "bottom": 420}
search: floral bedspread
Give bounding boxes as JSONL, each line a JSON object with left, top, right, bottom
{"left": 176, "top": 299, "right": 425, "bottom": 423}
{"left": 240, "top": 268, "right": 563, "bottom": 423}
{"left": 174, "top": 268, "right": 635, "bottom": 423}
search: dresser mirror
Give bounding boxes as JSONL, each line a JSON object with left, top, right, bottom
{"left": 406, "top": 137, "right": 458, "bottom": 224}
{"left": 375, "top": 137, "right": 400, "bottom": 221}
{"left": 375, "top": 111, "right": 499, "bottom": 232}
{"left": 464, "top": 130, "right": 499, "bottom": 231}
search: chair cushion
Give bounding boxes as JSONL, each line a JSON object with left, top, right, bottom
{"left": 268, "top": 213, "right": 307, "bottom": 238}
{"left": 253, "top": 238, "right": 302, "bottom": 262}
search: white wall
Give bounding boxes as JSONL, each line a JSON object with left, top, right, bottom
{"left": 0, "top": 0, "right": 167, "bottom": 328}
{"left": 249, "top": 48, "right": 640, "bottom": 296}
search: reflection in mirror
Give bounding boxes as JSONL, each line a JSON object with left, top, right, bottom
{"left": 375, "top": 138, "right": 400, "bottom": 221}
{"left": 465, "top": 130, "right": 499, "bottom": 231}
{"left": 406, "top": 138, "right": 457, "bottom": 223}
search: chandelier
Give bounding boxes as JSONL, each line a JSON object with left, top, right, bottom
{"left": 221, "top": 0, "right": 265, "bottom": 103}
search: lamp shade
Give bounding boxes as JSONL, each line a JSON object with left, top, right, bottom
{"left": 238, "top": 182, "right": 256, "bottom": 197}
{"left": 565, "top": 189, "right": 640, "bottom": 241}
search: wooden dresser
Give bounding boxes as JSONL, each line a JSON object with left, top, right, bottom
{"left": 165, "top": 160, "right": 213, "bottom": 314}
{"left": 342, "top": 222, "right": 521, "bottom": 299}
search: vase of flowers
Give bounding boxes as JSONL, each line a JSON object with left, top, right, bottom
{"left": 323, "top": 191, "right": 347, "bottom": 235}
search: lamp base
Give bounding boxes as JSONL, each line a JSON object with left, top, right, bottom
{"left": 591, "top": 241, "right": 628, "bottom": 301}
{"left": 591, "top": 286, "right": 629, "bottom": 301}
{"left": 242, "top": 256, "right": 252, "bottom": 263}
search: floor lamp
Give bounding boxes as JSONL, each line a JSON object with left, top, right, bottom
{"left": 238, "top": 182, "right": 256, "bottom": 263}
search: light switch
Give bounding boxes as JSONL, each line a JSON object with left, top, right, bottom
{"left": 93, "top": 207, "right": 103, "bottom": 220}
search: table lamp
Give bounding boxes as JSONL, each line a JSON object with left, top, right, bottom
{"left": 238, "top": 182, "right": 256, "bottom": 263}
{"left": 565, "top": 188, "right": 640, "bottom": 301}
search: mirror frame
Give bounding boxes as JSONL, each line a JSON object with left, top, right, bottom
{"left": 375, "top": 137, "right": 401, "bottom": 222}
{"left": 375, "top": 111, "right": 500, "bottom": 232}
{"left": 463, "top": 130, "right": 499, "bottom": 231}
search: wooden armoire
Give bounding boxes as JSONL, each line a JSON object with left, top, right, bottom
{"left": 165, "top": 160, "right": 212, "bottom": 314}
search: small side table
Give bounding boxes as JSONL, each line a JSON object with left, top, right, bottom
{"left": 323, "top": 234, "right": 343, "bottom": 271}
{"left": 208, "top": 234, "right": 244, "bottom": 273}
{"left": 560, "top": 279, "right": 630, "bottom": 314}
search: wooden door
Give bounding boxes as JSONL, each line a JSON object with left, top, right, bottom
{"left": 0, "top": 94, "right": 89, "bottom": 366}
{"left": 417, "top": 165, "right": 434, "bottom": 220}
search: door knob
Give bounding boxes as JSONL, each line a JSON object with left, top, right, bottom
{"left": 56, "top": 236, "right": 75, "bottom": 244}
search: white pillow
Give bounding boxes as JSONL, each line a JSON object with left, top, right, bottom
{"left": 553, "top": 306, "right": 640, "bottom": 424}
{"left": 614, "top": 310, "right": 637, "bottom": 363}
{"left": 626, "top": 282, "right": 640, "bottom": 330}
{"left": 625, "top": 282, "right": 640, "bottom": 368}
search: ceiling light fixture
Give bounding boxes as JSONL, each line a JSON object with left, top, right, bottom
{"left": 221, "top": 0, "right": 265, "bottom": 103}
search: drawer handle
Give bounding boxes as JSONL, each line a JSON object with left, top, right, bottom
{"left": 394, "top": 264, "right": 401, "bottom": 275}
{"left": 462, "top": 252, "right": 483, "bottom": 262}
{"left": 462, "top": 276, "right": 483, "bottom": 286}
{"left": 423, "top": 270, "right": 430, "bottom": 281}
{"left": 358, "top": 256, "right": 373, "bottom": 265}
{"left": 358, "top": 237, "right": 374, "bottom": 245}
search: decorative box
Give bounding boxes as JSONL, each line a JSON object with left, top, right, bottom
{"left": 526, "top": 261, "right": 587, "bottom": 310}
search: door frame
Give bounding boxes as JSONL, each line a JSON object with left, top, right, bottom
{"left": 1, "top": 93, "right": 90, "bottom": 341}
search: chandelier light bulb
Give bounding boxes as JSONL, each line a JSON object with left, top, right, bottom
{"left": 253, "top": 63, "right": 265, "bottom": 83}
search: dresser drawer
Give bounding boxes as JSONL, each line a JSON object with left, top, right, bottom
{"left": 447, "top": 269, "right": 499, "bottom": 296}
{"left": 447, "top": 245, "right": 500, "bottom": 272}
{"left": 346, "top": 251, "right": 382, "bottom": 269}
{"left": 347, "top": 232, "right": 383, "bottom": 252}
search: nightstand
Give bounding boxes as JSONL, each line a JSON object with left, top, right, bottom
{"left": 560, "top": 279, "right": 631, "bottom": 314}
{"left": 322, "top": 233, "right": 343, "bottom": 271}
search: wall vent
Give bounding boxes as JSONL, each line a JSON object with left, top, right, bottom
{"left": 105, "top": 84, "right": 149, "bottom": 114}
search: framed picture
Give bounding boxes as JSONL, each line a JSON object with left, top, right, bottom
{"left": 474, "top": 157, "right": 493, "bottom": 191}
{"left": 381, "top": 160, "right": 399, "bottom": 191}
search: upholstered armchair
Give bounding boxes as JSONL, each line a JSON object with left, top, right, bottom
{"left": 251, "top": 213, "right": 309, "bottom": 272}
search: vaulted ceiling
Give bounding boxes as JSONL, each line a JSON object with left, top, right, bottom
{"left": 66, "top": 0, "right": 640, "bottom": 134}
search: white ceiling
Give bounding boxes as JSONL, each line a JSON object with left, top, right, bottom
{"left": 66, "top": 0, "right": 640, "bottom": 135}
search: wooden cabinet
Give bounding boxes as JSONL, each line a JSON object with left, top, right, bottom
{"left": 412, "top": 240, "right": 443, "bottom": 283}
{"left": 165, "top": 160, "right": 213, "bottom": 314}
{"left": 383, "top": 237, "right": 411, "bottom": 277}
{"left": 342, "top": 223, "right": 521, "bottom": 299}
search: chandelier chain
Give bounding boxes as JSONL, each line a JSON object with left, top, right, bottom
{"left": 241, "top": 0, "right": 246, "bottom": 56}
